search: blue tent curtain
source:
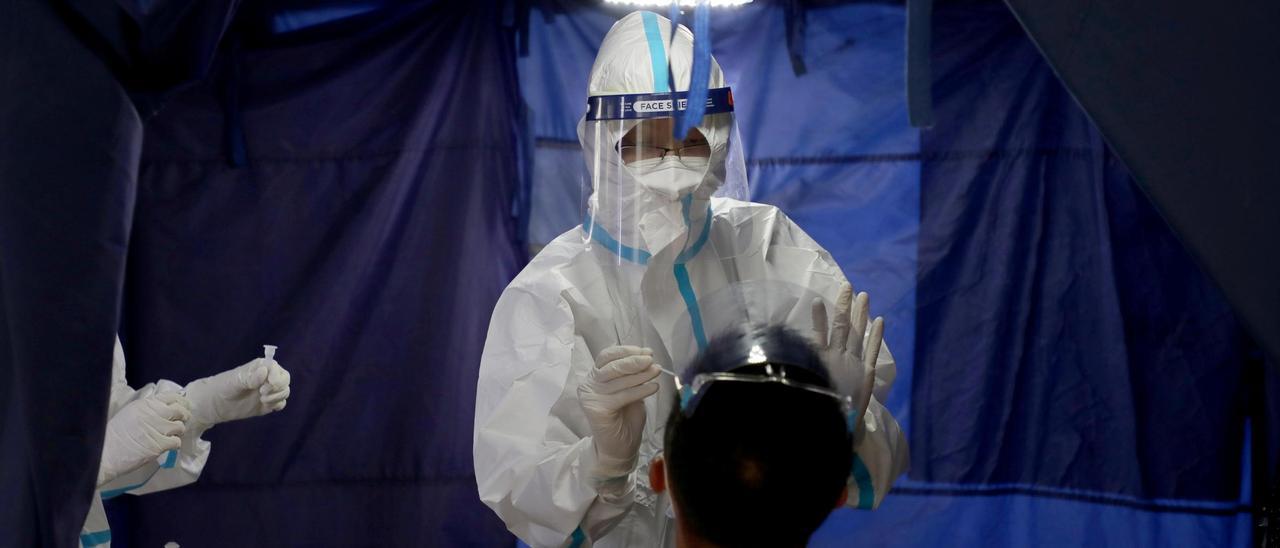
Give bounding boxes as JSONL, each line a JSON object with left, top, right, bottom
{"left": 1003, "top": 0, "right": 1280, "bottom": 376}
{"left": 107, "top": 3, "right": 521, "bottom": 546}
{"left": 1, "top": 1, "right": 241, "bottom": 545}
{"left": 897, "top": 2, "right": 1253, "bottom": 544}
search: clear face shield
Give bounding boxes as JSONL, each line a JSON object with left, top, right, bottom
{"left": 580, "top": 87, "right": 748, "bottom": 255}
{"left": 576, "top": 87, "right": 748, "bottom": 356}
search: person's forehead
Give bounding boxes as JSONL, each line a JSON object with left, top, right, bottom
{"left": 623, "top": 118, "right": 705, "bottom": 142}
{"left": 631, "top": 118, "right": 674, "bottom": 134}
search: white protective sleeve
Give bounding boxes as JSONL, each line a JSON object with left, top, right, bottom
{"left": 81, "top": 338, "right": 215, "bottom": 545}
{"left": 103, "top": 336, "right": 212, "bottom": 494}
{"left": 474, "top": 278, "right": 629, "bottom": 547}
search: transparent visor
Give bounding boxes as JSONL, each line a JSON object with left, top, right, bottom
{"left": 575, "top": 88, "right": 749, "bottom": 356}
{"left": 578, "top": 87, "right": 748, "bottom": 265}
{"left": 678, "top": 363, "right": 859, "bottom": 433}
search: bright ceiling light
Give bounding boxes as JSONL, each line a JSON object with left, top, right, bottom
{"left": 603, "top": 0, "right": 753, "bottom": 7}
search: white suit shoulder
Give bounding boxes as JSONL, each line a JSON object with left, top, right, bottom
{"left": 710, "top": 197, "right": 835, "bottom": 254}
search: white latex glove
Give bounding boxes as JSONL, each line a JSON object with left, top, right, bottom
{"left": 578, "top": 345, "right": 662, "bottom": 481}
{"left": 98, "top": 392, "right": 191, "bottom": 487}
{"left": 812, "top": 282, "right": 884, "bottom": 434}
{"left": 184, "top": 357, "right": 290, "bottom": 431}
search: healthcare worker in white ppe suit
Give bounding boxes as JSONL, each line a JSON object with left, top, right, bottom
{"left": 474, "top": 10, "right": 907, "bottom": 547}
{"left": 78, "top": 337, "right": 291, "bottom": 548}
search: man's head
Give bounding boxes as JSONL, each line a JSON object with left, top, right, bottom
{"left": 653, "top": 324, "right": 854, "bottom": 548}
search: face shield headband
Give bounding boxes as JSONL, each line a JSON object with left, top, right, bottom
{"left": 676, "top": 359, "right": 859, "bottom": 435}
{"left": 586, "top": 87, "right": 734, "bottom": 122}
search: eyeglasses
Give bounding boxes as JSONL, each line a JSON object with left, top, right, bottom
{"left": 618, "top": 143, "right": 712, "bottom": 164}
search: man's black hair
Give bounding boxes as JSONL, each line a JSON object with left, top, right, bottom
{"left": 664, "top": 324, "right": 854, "bottom": 548}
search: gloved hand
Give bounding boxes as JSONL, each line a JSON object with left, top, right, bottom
{"left": 578, "top": 345, "right": 662, "bottom": 481}
{"left": 184, "top": 357, "right": 290, "bottom": 431}
{"left": 98, "top": 392, "right": 191, "bottom": 487}
{"left": 812, "top": 282, "right": 884, "bottom": 430}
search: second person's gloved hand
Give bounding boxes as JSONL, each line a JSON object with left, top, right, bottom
{"left": 578, "top": 345, "right": 662, "bottom": 483}
{"left": 184, "top": 357, "right": 291, "bottom": 432}
{"left": 812, "top": 282, "right": 884, "bottom": 437}
{"left": 98, "top": 391, "right": 191, "bottom": 487}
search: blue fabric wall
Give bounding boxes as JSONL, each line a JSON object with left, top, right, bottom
{"left": 1, "top": 1, "right": 242, "bottom": 545}
{"left": 913, "top": 2, "right": 1248, "bottom": 502}
{"left": 1, "top": 3, "right": 137, "bottom": 544}
{"left": 519, "top": 1, "right": 1255, "bottom": 546}
{"left": 107, "top": 4, "right": 520, "bottom": 546}
{"left": 892, "top": 2, "right": 1253, "bottom": 545}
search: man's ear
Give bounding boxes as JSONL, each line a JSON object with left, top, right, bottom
{"left": 835, "top": 486, "right": 849, "bottom": 508}
{"left": 650, "top": 456, "right": 666, "bottom": 494}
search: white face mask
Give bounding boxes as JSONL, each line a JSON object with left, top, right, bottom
{"left": 627, "top": 156, "right": 710, "bottom": 201}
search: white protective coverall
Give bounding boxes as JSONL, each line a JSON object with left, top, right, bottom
{"left": 474, "top": 10, "right": 908, "bottom": 548}
{"left": 78, "top": 338, "right": 211, "bottom": 548}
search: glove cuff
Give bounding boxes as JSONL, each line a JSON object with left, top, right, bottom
{"left": 182, "top": 377, "right": 221, "bottom": 431}
{"left": 583, "top": 437, "right": 638, "bottom": 482}
{"left": 584, "top": 448, "right": 635, "bottom": 502}
{"left": 593, "top": 472, "right": 636, "bottom": 502}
